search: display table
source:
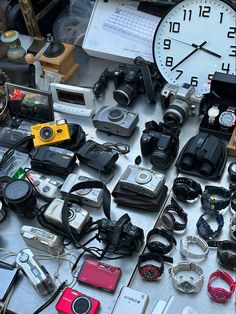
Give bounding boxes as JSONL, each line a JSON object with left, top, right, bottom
{"left": 0, "top": 36, "right": 235, "bottom": 314}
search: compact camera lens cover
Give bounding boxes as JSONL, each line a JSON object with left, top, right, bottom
{"left": 108, "top": 108, "right": 124, "bottom": 121}
{"left": 39, "top": 126, "right": 54, "bottom": 141}
{"left": 72, "top": 296, "right": 91, "bottom": 314}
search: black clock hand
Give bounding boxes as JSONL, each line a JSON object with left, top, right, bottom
{"left": 171, "top": 41, "right": 207, "bottom": 71}
{"left": 168, "top": 38, "right": 221, "bottom": 59}
{"left": 191, "top": 44, "right": 221, "bottom": 58}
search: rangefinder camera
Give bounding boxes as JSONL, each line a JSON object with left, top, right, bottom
{"left": 20, "top": 225, "right": 64, "bottom": 256}
{"left": 25, "top": 170, "right": 63, "bottom": 199}
{"left": 92, "top": 106, "right": 139, "bottom": 137}
{"left": 31, "top": 119, "right": 70, "bottom": 148}
{"left": 119, "top": 165, "right": 165, "bottom": 198}
{"left": 16, "top": 248, "right": 55, "bottom": 295}
{"left": 44, "top": 198, "right": 90, "bottom": 235}
{"left": 61, "top": 174, "right": 103, "bottom": 208}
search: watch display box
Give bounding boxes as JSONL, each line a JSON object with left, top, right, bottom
{"left": 227, "top": 127, "right": 236, "bottom": 157}
{"left": 199, "top": 72, "right": 236, "bottom": 141}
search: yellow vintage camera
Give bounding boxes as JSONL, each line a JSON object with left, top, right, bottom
{"left": 31, "top": 119, "right": 71, "bottom": 148}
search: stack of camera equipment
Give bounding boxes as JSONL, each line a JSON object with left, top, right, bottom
{"left": 141, "top": 121, "right": 180, "bottom": 170}
{"left": 112, "top": 165, "right": 168, "bottom": 211}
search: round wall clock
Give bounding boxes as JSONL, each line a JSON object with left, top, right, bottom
{"left": 153, "top": 0, "right": 236, "bottom": 93}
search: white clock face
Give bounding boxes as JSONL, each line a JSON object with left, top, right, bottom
{"left": 153, "top": 0, "right": 236, "bottom": 93}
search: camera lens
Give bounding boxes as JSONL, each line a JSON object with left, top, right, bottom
{"left": 72, "top": 296, "right": 91, "bottom": 314}
{"left": 180, "top": 155, "right": 194, "bottom": 170}
{"left": 163, "top": 100, "right": 189, "bottom": 125}
{"left": 108, "top": 108, "right": 124, "bottom": 121}
{"left": 0, "top": 176, "right": 13, "bottom": 205}
{"left": 135, "top": 170, "right": 152, "bottom": 184}
{"left": 199, "top": 161, "right": 214, "bottom": 177}
{"left": 113, "top": 83, "right": 138, "bottom": 106}
{"left": 3, "top": 180, "right": 36, "bottom": 218}
{"left": 39, "top": 126, "right": 54, "bottom": 141}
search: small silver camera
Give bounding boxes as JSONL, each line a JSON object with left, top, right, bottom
{"left": 44, "top": 198, "right": 90, "bottom": 235}
{"left": 92, "top": 106, "right": 139, "bottom": 137}
{"left": 161, "top": 83, "right": 203, "bottom": 125}
{"left": 119, "top": 165, "right": 165, "bottom": 198}
{"left": 25, "top": 170, "right": 63, "bottom": 199}
{"left": 61, "top": 174, "right": 103, "bottom": 208}
{"left": 20, "top": 225, "right": 64, "bottom": 256}
{"left": 16, "top": 248, "right": 55, "bottom": 296}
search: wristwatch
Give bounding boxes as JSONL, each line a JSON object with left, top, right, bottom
{"left": 161, "top": 198, "right": 188, "bottom": 232}
{"left": 180, "top": 235, "right": 209, "bottom": 260}
{"left": 169, "top": 262, "right": 204, "bottom": 294}
{"left": 146, "top": 228, "right": 177, "bottom": 255}
{"left": 207, "top": 105, "right": 220, "bottom": 125}
{"left": 201, "top": 186, "right": 231, "bottom": 212}
{"left": 196, "top": 212, "right": 224, "bottom": 240}
{"left": 228, "top": 162, "right": 236, "bottom": 182}
{"left": 208, "top": 240, "right": 236, "bottom": 270}
{"left": 219, "top": 107, "right": 236, "bottom": 131}
{"left": 229, "top": 215, "right": 236, "bottom": 241}
{"left": 208, "top": 269, "right": 236, "bottom": 303}
{"left": 138, "top": 253, "right": 173, "bottom": 281}
{"left": 172, "top": 177, "right": 202, "bottom": 202}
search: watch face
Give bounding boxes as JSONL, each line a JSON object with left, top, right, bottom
{"left": 208, "top": 106, "right": 220, "bottom": 118}
{"left": 219, "top": 111, "right": 236, "bottom": 127}
{"left": 161, "top": 213, "right": 174, "bottom": 230}
{"left": 139, "top": 265, "right": 161, "bottom": 281}
{"left": 178, "top": 280, "right": 195, "bottom": 293}
{"left": 153, "top": 0, "right": 236, "bottom": 93}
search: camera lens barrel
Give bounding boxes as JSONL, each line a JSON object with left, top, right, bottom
{"left": 3, "top": 180, "right": 37, "bottom": 218}
{"left": 163, "top": 100, "right": 189, "bottom": 125}
{"left": 39, "top": 126, "right": 54, "bottom": 141}
{"left": 113, "top": 83, "right": 138, "bottom": 106}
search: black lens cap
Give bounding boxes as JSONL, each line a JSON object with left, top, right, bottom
{"left": 4, "top": 180, "right": 31, "bottom": 202}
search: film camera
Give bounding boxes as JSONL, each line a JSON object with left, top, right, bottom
{"left": 161, "top": 83, "right": 204, "bottom": 125}
{"left": 98, "top": 214, "right": 144, "bottom": 254}
{"left": 31, "top": 119, "right": 70, "bottom": 148}
{"left": 141, "top": 121, "right": 180, "bottom": 170}
{"left": 92, "top": 106, "right": 139, "bottom": 137}
{"left": 93, "top": 57, "right": 158, "bottom": 106}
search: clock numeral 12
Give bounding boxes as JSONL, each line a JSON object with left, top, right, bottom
{"left": 199, "top": 6, "right": 211, "bottom": 18}
{"left": 221, "top": 63, "right": 230, "bottom": 74}
{"left": 190, "top": 76, "right": 198, "bottom": 87}
{"left": 169, "top": 22, "right": 180, "bottom": 33}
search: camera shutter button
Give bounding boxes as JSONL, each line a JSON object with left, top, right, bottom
{"left": 109, "top": 267, "right": 118, "bottom": 273}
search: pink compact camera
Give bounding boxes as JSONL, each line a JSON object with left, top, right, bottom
{"left": 55, "top": 287, "right": 100, "bottom": 314}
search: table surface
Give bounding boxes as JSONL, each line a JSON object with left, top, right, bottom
{"left": 0, "top": 36, "right": 235, "bottom": 314}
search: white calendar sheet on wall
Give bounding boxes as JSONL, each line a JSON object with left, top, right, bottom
{"left": 82, "top": 0, "right": 161, "bottom": 63}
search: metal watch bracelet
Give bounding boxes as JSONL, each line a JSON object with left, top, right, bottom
{"left": 180, "top": 235, "right": 209, "bottom": 260}
{"left": 169, "top": 262, "right": 204, "bottom": 294}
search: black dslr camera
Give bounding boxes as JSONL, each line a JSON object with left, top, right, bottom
{"left": 93, "top": 57, "right": 159, "bottom": 106}
{"left": 98, "top": 214, "right": 144, "bottom": 254}
{"left": 141, "top": 121, "right": 180, "bottom": 170}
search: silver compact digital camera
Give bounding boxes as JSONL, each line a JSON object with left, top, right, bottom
{"left": 44, "top": 198, "right": 90, "bottom": 235}
{"left": 61, "top": 174, "right": 103, "bottom": 208}
{"left": 119, "top": 165, "right": 165, "bottom": 198}
{"left": 92, "top": 106, "right": 139, "bottom": 137}
{"left": 20, "top": 225, "right": 64, "bottom": 256}
{"left": 161, "top": 83, "right": 203, "bottom": 125}
{"left": 25, "top": 170, "right": 63, "bottom": 199}
{"left": 15, "top": 248, "right": 55, "bottom": 296}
